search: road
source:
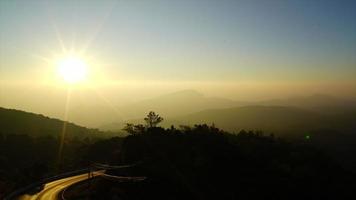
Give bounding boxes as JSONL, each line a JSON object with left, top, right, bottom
{"left": 17, "top": 170, "right": 105, "bottom": 200}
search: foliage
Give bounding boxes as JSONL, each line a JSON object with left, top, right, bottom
{"left": 144, "top": 111, "right": 163, "bottom": 128}
{"left": 122, "top": 123, "right": 145, "bottom": 135}
{"left": 109, "top": 124, "right": 356, "bottom": 200}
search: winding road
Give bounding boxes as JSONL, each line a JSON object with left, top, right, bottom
{"left": 17, "top": 170, "right": 105, "bottom": 200}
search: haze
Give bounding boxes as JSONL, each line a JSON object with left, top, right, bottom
{"left": 1, "top": 0, "right": 356, "bottom": 127}
{"left": 2, "top": 1, "right": 356, "bottom": 199}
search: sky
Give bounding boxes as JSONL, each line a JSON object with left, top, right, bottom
{"left": 1, "top": 0, "right": 356, "bottom": 111}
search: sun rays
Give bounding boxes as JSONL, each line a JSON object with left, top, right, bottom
{"left": 56, "top": 55, "right": 88, "bottom": 84}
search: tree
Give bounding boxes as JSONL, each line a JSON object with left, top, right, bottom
{"left": 123, "top": 123, "right": 135, "bottom": 135}
{"left": 123, "top": 123, "right": 145, "bottom": 135}
{"left": 144, "top": 111, "right": 163, "bottom": 128}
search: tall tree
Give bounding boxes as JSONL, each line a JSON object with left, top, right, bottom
{"left": 144, "top": 111, "right": 163, "bottom": 128}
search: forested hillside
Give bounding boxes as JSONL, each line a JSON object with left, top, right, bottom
{"left": 0, "top": 107, "right": 102, "bottom": 138}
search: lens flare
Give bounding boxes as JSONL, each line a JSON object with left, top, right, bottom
{"left": 57, "top": 56, "right": 88, "bottom": 84}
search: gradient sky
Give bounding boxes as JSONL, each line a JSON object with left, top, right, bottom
{"left": 1, "top": 0, "right": 356, "bottom": 99}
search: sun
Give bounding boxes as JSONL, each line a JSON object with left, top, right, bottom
{"left": 57, "top": 56, "right": 88, "bottom": 84}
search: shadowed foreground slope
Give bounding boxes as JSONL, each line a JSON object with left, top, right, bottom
{"left": 84, "top": 125, "right": 356, "bottom": 200}
{"left": 0, "top": 107, "right": 102, "bottom": 138}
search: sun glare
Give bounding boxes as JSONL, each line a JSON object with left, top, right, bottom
{"left": 57, "top": 56, "right": 88, "bottom": 84}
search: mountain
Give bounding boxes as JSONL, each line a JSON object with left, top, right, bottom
{"left": 102, "top": 105, "right": 346, "bottom": 134}
{"left": 116, "top": 92, "right": 356, "bottom": 120}
{"left": 0, "top": 107, "right": 102, "bottom": 138}
{"left": 99, "top": 90, "right": 246, "bottom": 130}
{"left": 173, "top": 106, "right": 319, "bottom": 134}
{"left": 99, "top": 92, "right": 356, "bottom": 132}
{"left": 258, "top": 94, "right": 356, "bottom": 114}
{"left": 115, "top": 90, "right": 244, "bottom": 120}
{"left": 4, "top": 89, "right": 353, "bottom": 130}
{"left": 55, "top": 89, "right": 245, "bottom": 128}
{"left": 173, "top": 105, "right": 356, "bottom": 135}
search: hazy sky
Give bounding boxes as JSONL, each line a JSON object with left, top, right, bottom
{"left": 1, "top": 0, "right": 356, "bottom": 100}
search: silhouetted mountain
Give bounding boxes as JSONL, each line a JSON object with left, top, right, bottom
{"left": 173, "top": 106, "right": 316, "bottom": 134}
{"left": 0, "top": 107, "right": 102, "bottom": 138}
{"left": 100, "top": 92, "right": 356, "bottom": 130}
{"left": 102, "top": 102, "right": 356, "bottom": 135}
{"left": 259, "top": 94, "right": 356, "bottom": 114}
{"left": 173, "top": 105, "right": 356, "bottom": 135}
{"left": 116, "top": 90, "right": 244, "bottom": 119}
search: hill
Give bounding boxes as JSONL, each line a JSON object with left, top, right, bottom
{"left": 102, "top": 104, "right": 356, "bottom": 136}
{"left": 115, "top": 90, "right": 244, "bottom": 120}
{"left": 258, "top": 94, "right": 356, "bottom": 114}
{"left": 100, "top": 92, "right": 356, "bottom": 129}
{"left": 0, "top": 107, "right": 102, "bottom": 138}
{"left": 99, "top": 90, "right": 244, "bottom": 130}
{"left": 173, "top": 105, "right": 356, "bottom": 135}
{"left": 174, "top": 106, "right": 321, "bottom": 134}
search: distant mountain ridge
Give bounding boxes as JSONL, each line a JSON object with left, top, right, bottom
{"left": 2, "top": 90, "right": 355, "bottom": 131}
{"left": 173, "top": 106, "right": 322, "bottom": 134}
{"left": 116, "top": 90, "right": 245, "bottom": 120}
{"left": 0, "top": 107, "right": 102, "bottom": 137}
{"left": 100, "top": 91, "right": 356, "bottom": 133}
{"left": 258, "top": 94, "right": 356, "bottom": 113}
{"left": 116, "top": 90, "right": 356, "bottom": 119}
